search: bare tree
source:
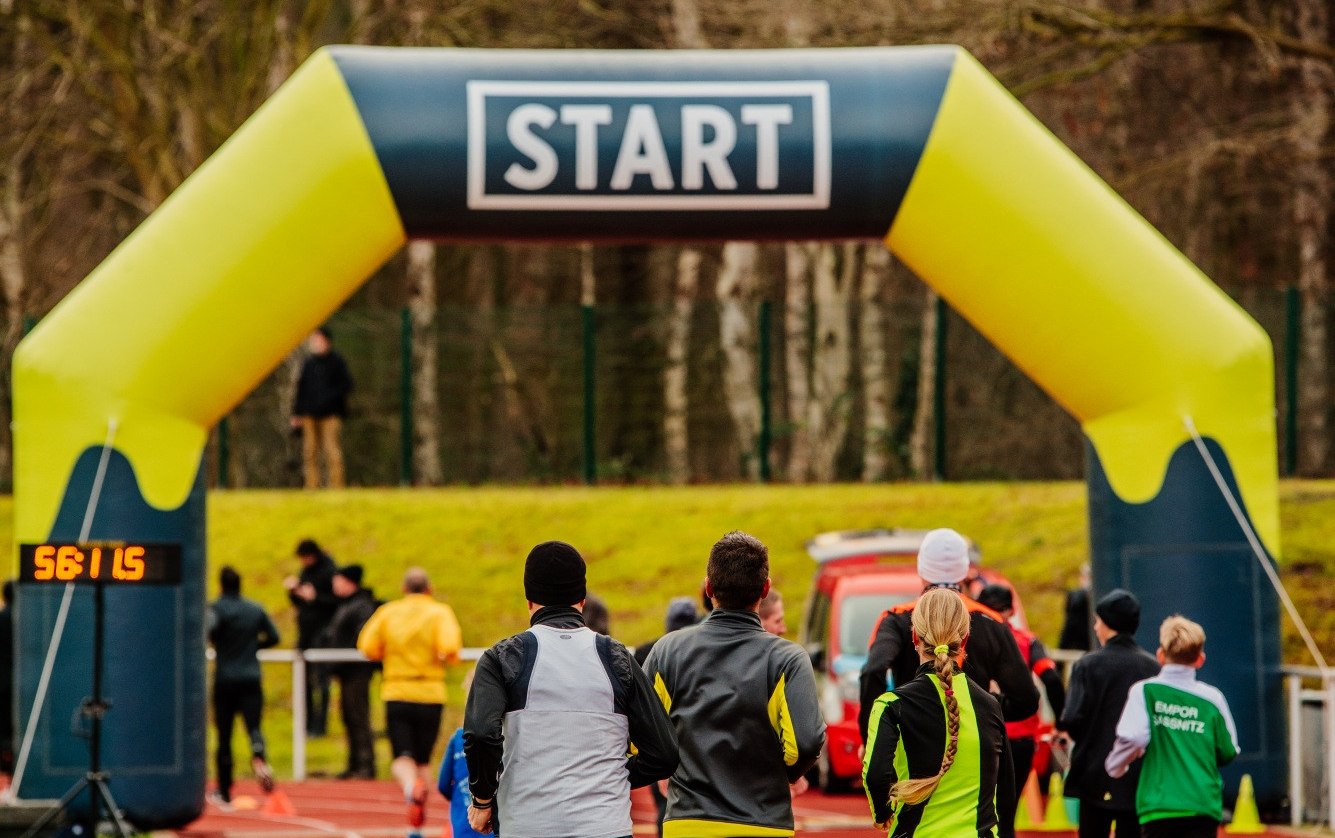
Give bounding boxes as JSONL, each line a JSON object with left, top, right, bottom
{"left": 860, "top": 245, "right": 892, "bottom": 481}
{"left": 717, "top": 242, "right": 764, "bottom": 478}
{"left": 407, "top": 241, "right": 443, "bottom": 484}
{"left": 665, "top": 248, "right": 700, "bottom": 483}
{"left": 807, "top": 243, "right": 857, "bottom": 482}
{"left": 909, "top": 288, "right": 940, "bottom": 480}
{"left": 785, "top": 243, "right": 814, "bottom": 482}
{"left": 665, "top": 0, "right": 710, "bottom": 483}
{"left": 1292, "top": 0, "right": 1331, "bottom": 475}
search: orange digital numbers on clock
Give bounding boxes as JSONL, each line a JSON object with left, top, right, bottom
{"left": 20, "top": 542, "right": 181, "bottom": 585}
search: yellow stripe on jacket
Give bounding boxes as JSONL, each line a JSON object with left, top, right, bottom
{"left": 357, "top": 594, "right": 461, "bottom": 704}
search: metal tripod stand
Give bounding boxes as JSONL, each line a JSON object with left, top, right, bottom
{"left": 22, "top": 583, "right": 132, "bottom": 838}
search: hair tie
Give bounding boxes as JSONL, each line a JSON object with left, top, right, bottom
{"left": 933, "top": 644, "right": 949, "bottom": 657}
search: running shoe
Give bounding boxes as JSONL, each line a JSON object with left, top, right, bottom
{"left": 252, "top": 757, "right": 276, "bottom": 794}
{"left": 407, "top": 778, "right": 428, "bottom": 828}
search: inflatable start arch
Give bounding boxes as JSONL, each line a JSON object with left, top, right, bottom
{"left": 13, "top": 46, "right": 1283, "bottom": 823}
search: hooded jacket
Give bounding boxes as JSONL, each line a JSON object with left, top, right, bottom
{"left": 643, "top": 609, "right": 825, "bottom": 838}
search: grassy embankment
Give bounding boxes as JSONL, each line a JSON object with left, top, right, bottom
{"left": 3, "top": 480, "right": 1333, "bottom": 779}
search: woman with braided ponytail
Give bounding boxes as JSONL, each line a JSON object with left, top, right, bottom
{"left": 862, "top": 589, "right": 1014, "bottom": 837}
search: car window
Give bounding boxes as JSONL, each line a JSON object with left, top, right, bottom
{"left": 840, "top": 593, "right": 913, "bottom": 656}
{"left": 805, "top": 590, "right": 831, "bottom": 647}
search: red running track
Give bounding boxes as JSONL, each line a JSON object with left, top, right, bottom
{"left": 174, "top": 781, "right": 1290, "bottom": 838}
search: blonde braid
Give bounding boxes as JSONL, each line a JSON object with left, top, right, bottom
{"left": 890, "top": 589, "right": 969, "bottom": 807}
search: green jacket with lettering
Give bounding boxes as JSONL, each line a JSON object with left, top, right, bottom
{"left": 1106, "top": 664, "right": 1239, "bottom": 823}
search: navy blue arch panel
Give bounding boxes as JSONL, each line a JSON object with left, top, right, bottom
{"left": 16, "top": 449, "right": 206, "bottom": 829}
{"left": 1086, "top": 438, "right": 1285, "bottom": 809}
{"left": 329, "top": 46, "right": 956, "bottom": 241}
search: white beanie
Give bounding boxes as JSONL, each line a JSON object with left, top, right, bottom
{"left": 917, "top": 528, "right": 970, "bottom": 585}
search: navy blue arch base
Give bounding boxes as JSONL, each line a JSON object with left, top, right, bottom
{"left": 1086, "top": 438, "right": 1284, "bottom": 809}
{"left": 16, "top": 449, "right": 206, "bottom": 828}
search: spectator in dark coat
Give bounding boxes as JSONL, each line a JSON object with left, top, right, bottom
{"left": 291, "top": 327, "right": 353, "bottom": 489}
{"left": 1059, "top": 564, "right": 1094, "bottom": 651}
{"left": 208, "top": 567, "right": 280, "bottom": 804}
{"left": 284, "top": 538, "right": 339, "bottom": 736}
{"left": 320, "top": 564, "right": 382, "bottom": 779}
{"left": 1057, "top": 589, "right": 1160, "bottom": 838}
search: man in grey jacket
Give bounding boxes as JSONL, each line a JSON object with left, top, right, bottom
{"left": 644, "top": 531, "right": 825, "bottom": 838}
{"left": 463, "top": 541, "right": 678, "bottom": 838}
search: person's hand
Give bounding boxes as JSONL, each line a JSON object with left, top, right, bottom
{"left": 290, "top": 416, "right": 303, "bottom": 429}
{"left": 295, "top": 583, "right": 316, "bottom": 602}
{"left": 790, "top": 775, "right": 809, "bottom": 797}
{"left": 874, "top": 820, "right": 890, "bottom": 831}
{"left": 468, "top": 802, "right": 494, "bottom": 834}
{"left": 283, "top": 576, "right": 299, "bottom": 591}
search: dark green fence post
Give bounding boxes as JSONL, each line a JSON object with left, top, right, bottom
{"left": 400, "top": 306, "right": 413, "bottom": 486}
{"left": 932, "top": 295, "right": 948, "bottom": 481}
{"left": 582, "top": 304, "right": 596, "bottom": 485}
{"left": 757, "top": 300, "right": 772, "bottom": 483}
{"left": 1284, "top": 286, "right": 1300, "bottom": 477}
{"left": 217, "top": 416, "right": 230, "bottom": 489}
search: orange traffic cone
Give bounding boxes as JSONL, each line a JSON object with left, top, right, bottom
{"left": 261, "top": 787, "right": 297, "bottom": 816}
{"left": 1015, "top": 771, "right": 1044, "bottom": 829}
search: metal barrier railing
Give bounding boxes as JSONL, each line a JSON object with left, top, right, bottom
{"left": 225, "top": 647, "right": 1334, "bottom": 827}
{"left": 210, "top": 647, "right": 484, "bottom": 781}
{"left": 1281, "top": 664, "right": 1334, "bottom": 828}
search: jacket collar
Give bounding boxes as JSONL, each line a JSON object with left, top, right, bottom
{"left": 1106, "top": 633, "right": 1142, "bottom": 649}
{"left": 703, "top": 609, "right": 763, "bottom": 630}
{"left": 1158, "top": 663, "right": 1197, "bottom": 683}
{"left": 530, "top": 605, "right": 586, "bottom": 629}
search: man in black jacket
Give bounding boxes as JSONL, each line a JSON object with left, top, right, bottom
{"left": 209, "top": 567, "right": 280, "bottom": 804}
{"left": 292, "top": 327, "right": 353, "bottom": 489}
{"left": 859, "top": 529, "right": 1039, "bottom": 740}
{"left": 1057, "top": 589, "right": 1160, "bottom": 838}
{"left": 464, "top": 541, "right": 677, "bottom": 838}
{"left": 285, "top": 539, "right": 339, "bottom": 736}
{"left": 320, "top": 564, "right": 382, "bottom": 779}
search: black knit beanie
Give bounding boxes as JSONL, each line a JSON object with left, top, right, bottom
{"left": 524, "top": 541, "right": 587, "bottom": 607}
{"left": 1095, "top": 588, "right": 1141, "bottom": 635}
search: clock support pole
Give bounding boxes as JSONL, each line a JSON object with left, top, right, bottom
{"left": 22, "top": 583, "right": 133, "bottom": 838}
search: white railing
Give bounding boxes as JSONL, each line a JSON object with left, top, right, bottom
{"left": 208, "top": 647, "right": 484, "bottom": 781}
{"left": 1281, "top": 664, "right": 1334, "bottom": 828}
{"left": 226, "top": 647, "right": 1335, "bottom": 827}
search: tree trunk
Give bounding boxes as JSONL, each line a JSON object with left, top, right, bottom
{"left": 1293, "top": 0, "right": 1332, "bottom": 475}
{"left": 909, "top": 287, "right": 939, "bottom": 480}
{"left": 407, "top": 240, "right": 443, "bottom": 485}
{"left": 0, "top": 156, "right": 25, "bottom": 490}
{"left": 784, "top": 243, "right": 813, "bottom": 482}
{"left": 667, "top": 0, "right": 707, "bottom": 483}
{"left": 664, "top": 248, "right": 699, "bottom": 484}
{"left": 717, "top": 242, "right": 762, "bottom": 479}
{"left": 265, "top": 9, "right": 303, "bottom": 485}
{"left": 860, "top": 245, "right": 892, "bottom": 482}
{"left": 807, "top": 243, "right": 856, "bottom": 482}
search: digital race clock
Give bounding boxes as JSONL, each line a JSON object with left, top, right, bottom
{"left": 19, "top": 542, "right": 183, "bottom": 585}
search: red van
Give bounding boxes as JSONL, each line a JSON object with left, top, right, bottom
{"left": 800, "top": 529, "right": 1026, "bottom": 792}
